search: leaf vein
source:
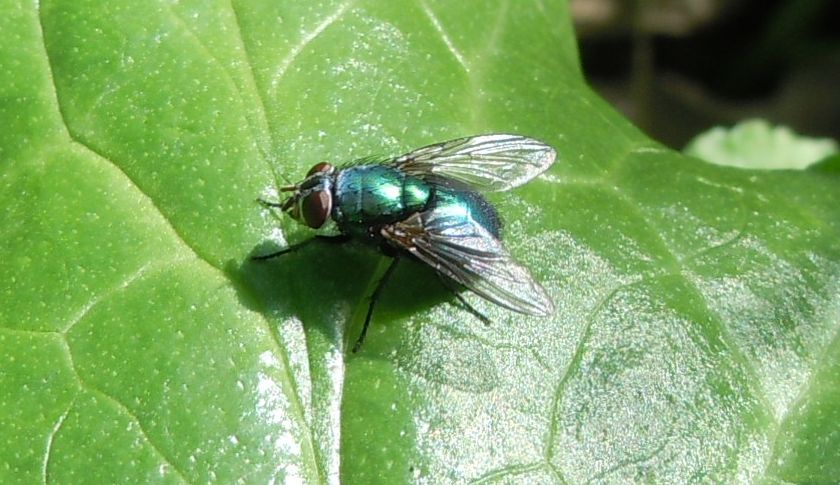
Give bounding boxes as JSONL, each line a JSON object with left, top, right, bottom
{"left": 763, "top": 284, "right": 840, "bottom": 479}
{"left": 544, "top": 277, "right": 648, "bottom": 462}
{"left": 86, "top": 385, "right": 193, "bottom": 483}
{"left": 269, "top": 0, "right": 355, "bottom": 95}
{"left": 56, "top": 338, "right": 192, "bottom": 484}
{"left": 36, "top": 5, "right": 318, "bottom": 480}
{"left": 584, "top": 436, "right": 674, "bottom": 484}
{"left": 418, "top": 0, "right": 470, "bottom": 73}
{"left": 612, "top": 188, "right": 777, "bottom": 418}
{"left": 469, "top": 462, "right": 552, "bottom": 485}
{"left": 228, "top": 0, "right": 285, "bottom": 189}
{"left": 42, "top": 397, "right": 76, "bottom": 485}
{"left": 67, "top": 139, "right": 224, "bottom": 271}
{"left": 35, "top": 3, "right": 222, "bottom": 275}
{"left": 61, "top": 257, "right": 187, "bottom": 334}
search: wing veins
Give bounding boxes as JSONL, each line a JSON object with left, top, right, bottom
{"left": 389, "top": 134, "right": 556, "bottom": 192}
{"left": 383, "top": 211, "right": 554, "bottom": 316}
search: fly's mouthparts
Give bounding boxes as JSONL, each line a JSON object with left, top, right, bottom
{"left": 279, "top": 185, "right": 299, "bottom": 192}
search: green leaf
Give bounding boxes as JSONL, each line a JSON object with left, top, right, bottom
{"left": 685, "top": 118, "right": 838, "bottom": 170}
{"left": 2, "top": 1, "right": 839, "bottom": 483}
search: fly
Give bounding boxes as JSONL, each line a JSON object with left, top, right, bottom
{"left": 254, "top": 134, "right": 556, "bottom": 352}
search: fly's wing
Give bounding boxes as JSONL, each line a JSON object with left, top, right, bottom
{"left": 389, "top": 134, "right": 556, "bottom": 192}
{"left": 381, "top": 210, "right": 554, "bottom": 317}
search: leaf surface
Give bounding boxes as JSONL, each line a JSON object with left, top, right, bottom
{"left": 2, "top": 0, "right": 839, "bottom": 483}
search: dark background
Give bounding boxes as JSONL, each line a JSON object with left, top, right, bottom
{"left": 573, "top": 0, "right": 840, "bottom": 149}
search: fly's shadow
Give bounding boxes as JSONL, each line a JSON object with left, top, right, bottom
{"left": 224, "top": 238, "right": 454, "bottom": 353}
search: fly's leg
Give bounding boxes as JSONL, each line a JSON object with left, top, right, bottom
{"left": 251, "top": 234, "right": 351, "bottom": 260}
{"left": 353, "top": 256, "right": 400, "bottom": 353}
{"left": 256, "top": 198, "right": 284, "bottom": 208}
{"left": 250, "top": 243, "right": 304, "bottom": 261}
{"left": 437, "top": 274, "right": 491, "bottom": 325}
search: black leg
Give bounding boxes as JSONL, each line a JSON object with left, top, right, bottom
{"left": 436, "top": 274, "right": 491, "bottom": 325}
{"left": 353, "top": 256, "right": 400, "bottom": 353}
{"left": 251, "top": 234, "right": 351, "bottom": 260}
{"left": 250, "top": 244, "right": 304, "bottom": 260}
{"left": 256, "top": 197, "right": 284, "bottom": 208}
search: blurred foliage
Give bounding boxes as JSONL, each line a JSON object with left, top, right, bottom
{"left": 574, "top": 0, "right": 840, "bottom": 148}
{"left": 685, "top": 118, "right": 838, "bottom": 169}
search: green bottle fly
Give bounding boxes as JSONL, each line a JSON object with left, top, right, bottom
{"left": 255, "top": 134, "right": 555, "bottom": 351}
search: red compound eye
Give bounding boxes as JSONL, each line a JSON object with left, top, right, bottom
{"left": 306, "top": 162, "right": 333, "bottom": 177}
{"left": 301, "top": 190, "right": 332, "bottom": 229}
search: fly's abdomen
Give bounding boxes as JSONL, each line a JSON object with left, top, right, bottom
{"left": 431, "top": 188, "right": 502, "bottom": 239}
{"left": 334, "top": 165, "right": 431, "bottom": 226}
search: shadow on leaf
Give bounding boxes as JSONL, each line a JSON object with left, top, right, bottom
{"left": 223, "top": 239, "right": 457, "bottom": 355}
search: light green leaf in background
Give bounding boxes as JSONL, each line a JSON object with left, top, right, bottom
{"left": 685, "top": 118, "right": 838, "bottom": 170}
{"left": 2, "top": 1, "right": 839, "bottom": 484}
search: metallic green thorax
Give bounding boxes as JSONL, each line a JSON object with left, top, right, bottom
{"left": 334, "top": 165, "right": 431, "bottom": 226}
{"left": 332, "top": 165, "right": 501, "bottom": 239}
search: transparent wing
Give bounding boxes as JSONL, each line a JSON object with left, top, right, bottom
{"left": 382, "top": 210, "right": 554, "bottom": 317}
{"left": 389, "top": 134, "right": 556, "bottom": 192}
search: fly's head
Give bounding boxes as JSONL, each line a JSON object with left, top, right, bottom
{"left": 280, "top": 162, "right": 335, "bottom": 229}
